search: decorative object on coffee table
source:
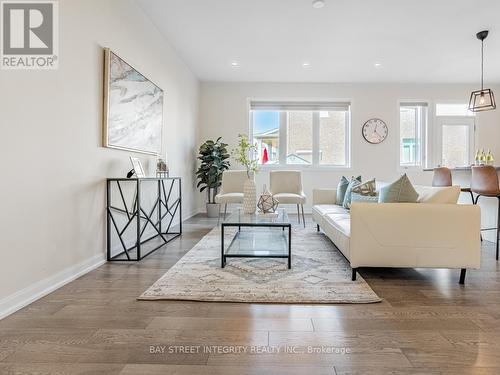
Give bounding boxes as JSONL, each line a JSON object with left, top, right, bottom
{"left": 196, "top": 137, "right": 230, "bottom": 218}
{"left": 232, "top": 134, "right": 258, "bottom": 214}
{"left": 257, "top": 184, "right": 279, "bottom": 213}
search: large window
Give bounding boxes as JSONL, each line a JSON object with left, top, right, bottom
{"left": 399, "top": 103, "right": 428, "bottom": 167}
{"left": 435, "top": 103, "right": 475, "bottom": 168}
{"left": 250, "top": 101, "right": 350, "bottom": 167}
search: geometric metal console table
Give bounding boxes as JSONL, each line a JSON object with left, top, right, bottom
{"left": 106, "top": 177, "right": 182, "bottom": 261}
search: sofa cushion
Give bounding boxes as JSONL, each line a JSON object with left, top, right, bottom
{"left": 312, "top": 204, "right": 349, "bottom": 217}
{"left": 416, "top": 185, "right": 460, "bottom": 204}
{"left": 324, "top": 213, "right": 351, "bottom": 237}
{"left": 378, "top": 174, "right": 418, "bottom": 203}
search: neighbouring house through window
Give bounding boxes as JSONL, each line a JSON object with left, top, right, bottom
{"left": 250, "top": 101, "right": 350, "bottom": 167}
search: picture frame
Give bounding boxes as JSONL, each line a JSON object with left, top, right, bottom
{"left": 103, "top": 48, "right": 164, "bottom": 155}
{"left": 129, "top": 157, "right": 146, "bottom": 178}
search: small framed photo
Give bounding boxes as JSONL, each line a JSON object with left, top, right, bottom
{"left": 129, "top": 157, "right": 146, "bottom": 178}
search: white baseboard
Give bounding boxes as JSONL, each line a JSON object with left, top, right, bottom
{"left": 0, "top": 254, "right": 106, "bottom": 320}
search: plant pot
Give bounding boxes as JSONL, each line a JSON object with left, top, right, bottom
{"left": 243, "top": 178, "right": 257, "bottom": 214}
{"left": 206, "top": 203, "right": 220, "bottom": 218}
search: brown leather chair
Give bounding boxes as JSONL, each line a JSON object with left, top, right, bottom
{"left": 432, "top": 167, "right": 452, "bottom": 187}
{"left": 432, "top": 167, "right": 474, "bottom": 202}
{"left": 471, "top": 165, "right": 500, "bottom": 260}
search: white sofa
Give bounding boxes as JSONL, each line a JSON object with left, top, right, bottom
{"left": 312, "top": 185, "right": 481, "bottom": 284}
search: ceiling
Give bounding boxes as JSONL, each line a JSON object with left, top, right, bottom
{"left": 137, "top": 0, "right": 500, "bottom": 83}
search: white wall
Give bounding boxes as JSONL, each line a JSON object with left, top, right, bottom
{"left": 200, "top": 82, "right": 500, "bottom": 237}
{"left": 0, "top": 0, "right": 200, "bottom": 318}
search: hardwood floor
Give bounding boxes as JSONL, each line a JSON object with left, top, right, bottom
{"left": 1, "top": 214, "right": 500, "bottom": 374}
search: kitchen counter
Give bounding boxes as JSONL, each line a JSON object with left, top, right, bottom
{"left": 423, "top": 166, "right": 500, "bottom": 172}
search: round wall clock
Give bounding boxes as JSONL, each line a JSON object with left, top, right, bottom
{"left": 362, "top": 118, "right": 388, "bottom": 144}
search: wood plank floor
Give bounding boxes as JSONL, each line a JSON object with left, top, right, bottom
{"left": 1, "top": 214, "right": 500, "bottom": 374}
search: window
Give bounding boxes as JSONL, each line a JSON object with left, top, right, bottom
{"left": 252, "top": 111, "right": 280, "bottom": 164}
{"left": 250, "top": 101, "right": 350, "bottom": 167}
{"left": 442, "top": 124, "right": 471, "bottom": 167}
{"left": 399, "top": 103, "right": 428, "bottom": 167}
{"left": 287, "top": 111, "right": 313, "bottom": 164}
{"left": 435, "top": 103, "right": 475, "bottom": 167}
{"left": 319, "top": 111, "right": 347, "bottom": 165}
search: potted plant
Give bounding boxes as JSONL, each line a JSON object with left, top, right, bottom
{"left": 232, "top": 134, "right": 259, "bottom": 214}
{"left": 196, "top": 137, "right": 230, "bottom": 217}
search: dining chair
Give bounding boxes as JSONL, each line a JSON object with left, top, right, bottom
{"left": 471, "top": 165, "right": 500, "bottom": 260}
{"left": 432, "top": 167, "right": 474, "bottom": 203}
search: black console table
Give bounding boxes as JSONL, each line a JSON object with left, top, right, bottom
{"left": 106, "top": 177, "right": 182, "bottom": 261}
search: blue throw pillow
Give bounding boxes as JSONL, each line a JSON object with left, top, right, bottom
{"left": 378, "top": 174, "right": 418, "bottom": 203}
{"left": 342, "top": 176, "right": 362, "bottom": 209}
{"left": 336, "top": 176, "right": 349, "bottom": 205}
{"left": 351, "top": 192, "right": 379, "bottom": 204}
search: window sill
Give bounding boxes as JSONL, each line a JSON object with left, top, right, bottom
{"left": 398, "top": 165, "right": 424, "bottom": 173}
{"left": 256, "top": 165, "right": 352, "bottom": 172}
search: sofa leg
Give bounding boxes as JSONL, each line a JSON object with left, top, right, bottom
{"left": 459, "top": 268, "right": 466, "bottom": 285}
{"left": 351, "top": 268, "right": 357, "bottom": 281}
{"left": 316, "top": 224, "right": 320, "bottom": 232}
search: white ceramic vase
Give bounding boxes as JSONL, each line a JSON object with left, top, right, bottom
{"left": 243, "top": 178, "right": 257, "bottom": 214}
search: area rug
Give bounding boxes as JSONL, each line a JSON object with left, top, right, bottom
{"left": 139, "top": 226, "right": 381, "bottom": 304}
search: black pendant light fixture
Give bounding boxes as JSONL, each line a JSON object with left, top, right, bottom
{"left": 469, "top": 30, "right": 496, "bottom": 112}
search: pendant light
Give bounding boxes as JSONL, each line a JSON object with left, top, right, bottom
{"left": 469, "top": 30, "right": 496, "bottom": 112}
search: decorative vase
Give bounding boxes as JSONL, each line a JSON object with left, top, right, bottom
{"left": 243, "top": 178, "right": 257, "bottom": 214}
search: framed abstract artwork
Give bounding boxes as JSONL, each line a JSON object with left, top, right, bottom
{"left": 103, "top": 48, "right": 164, "bottom": 155}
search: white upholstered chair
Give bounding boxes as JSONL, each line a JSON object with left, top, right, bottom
{"left": 269, "top": 170, "right": 306, "bottom": 227}
{"left": 215, "top": 170, "right": 252, "bottom": 219}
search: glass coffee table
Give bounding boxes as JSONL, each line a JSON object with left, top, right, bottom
{"left": 221, "top": 209, "right": 292, "bottom": 269}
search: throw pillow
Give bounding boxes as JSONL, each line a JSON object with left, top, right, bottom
{"left": 342, "top": 176, "right": 362, "bottom": 209}
{"left": 378, "top": 174, "right": 419, "bottom": 203}
{"left": 351, "top": 192, "right": 379, "bottom": 204}
{"left": 416, "top": 186, "right": 460, "bottom": 204}
{"left": 352, "top": 178, "right": 377, "bottom": 196}
{"left": 336, "top": 176, "right": 349, "bottom": 205}
{"left": 345, "top": 178, "right": 376, "bottom": 208}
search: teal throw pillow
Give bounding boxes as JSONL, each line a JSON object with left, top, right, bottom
{"left": 336, "top": 176, "right": 349, "bottom": 205}
{"left": 351, "top": 192, "right": 379, "bottom": 204}
{"left": 378, "top": 174, "right": 419, "bottom": 203}
{"left": 342, "top": 176, "right": 362, "bottom": 209}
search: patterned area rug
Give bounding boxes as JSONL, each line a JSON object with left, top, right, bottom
{"left": 139, "top": 226, "right": 381, "bottom": 304}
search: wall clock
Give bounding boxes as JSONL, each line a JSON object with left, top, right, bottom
{"left": 362, "top": 118, "right": 388, "bottom": 144}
